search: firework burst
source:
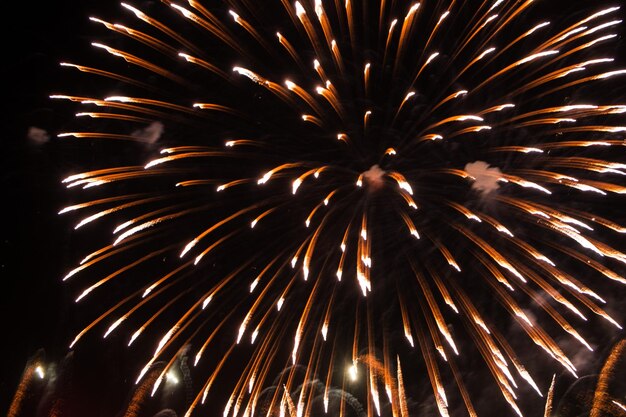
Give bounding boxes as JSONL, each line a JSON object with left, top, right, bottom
{"left": 53, "top": 0, "right": 626, "bottom": 416}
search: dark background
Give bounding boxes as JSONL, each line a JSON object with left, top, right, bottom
{"left": 2, "top": 0, "right": 122, "bottom": 414}
{"left": 3, "top": 1, "right": 626, "bottom": 416}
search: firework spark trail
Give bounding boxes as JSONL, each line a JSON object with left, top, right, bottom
{"left": 590, "top": 340, "right": 626, "bottom": 417}
{"left": 542, "top": 374, "right": 556, "bottom": 417}
{"left": 123, "top": 365, "right": 164, "bottom": 417}
{"left": 54, "top": 1, "right": 626, "bottom": 416}
{"left": 7, "top": 361, "right": 43, "bottom": 417}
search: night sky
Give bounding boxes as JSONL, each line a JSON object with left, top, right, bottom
{"left": 3, "top": 0, "right": 126, "bottom": 414}
{"left": 3, "top": 1, "right": 626, "bottom": 416}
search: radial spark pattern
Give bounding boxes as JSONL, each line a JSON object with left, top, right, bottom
{"left": 54, "top": 1, "right": 626, "bottom": 416}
